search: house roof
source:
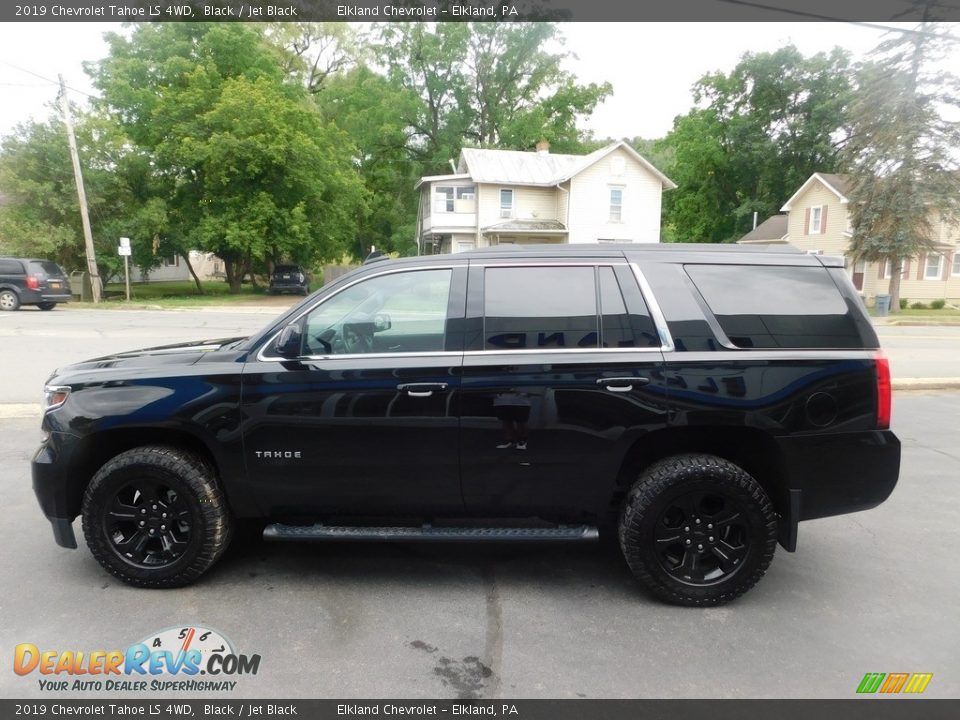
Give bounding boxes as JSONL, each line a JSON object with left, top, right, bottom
{"left": 481, "top": 219, "right": 567, "bottom": 233}
{"left": 781, "top": 172, "right": 854, "bottom": 211}
{"left": 737, "top": 215, "right": 789, "bottom": 244}
{"left": 449, "top": 141, "right": 676, "bottom": 190}
{"left": 413, "top": 173, "right": 472, "bottom": 190}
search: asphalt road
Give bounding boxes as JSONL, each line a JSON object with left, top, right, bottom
{"left": 1, "top": 392, "right": 958, "bottom": 699}
{"left": 0, "top": 307, "right": 958, "bottom": 404}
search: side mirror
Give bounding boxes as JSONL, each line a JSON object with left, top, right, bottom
{"left": 275, "top": 323, "right": 303, "bottom": 358}
{"left": 374, "top": 313, "right": 392, "bottom": 332}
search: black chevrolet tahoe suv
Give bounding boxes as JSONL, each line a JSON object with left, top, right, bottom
{"left": 32, "top": 244, "right": 899, "bottom": 605}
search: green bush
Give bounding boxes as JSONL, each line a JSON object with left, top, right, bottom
{"left": 910, "top": 301, "right": 928, "bottom": 310}
{"left": 930, "top": 299, "right": 946, "bottom": 310}
{"left": 899, "top": 298, "right": 909, "bottom": 310}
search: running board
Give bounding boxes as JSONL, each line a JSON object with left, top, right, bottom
{"left": 263, "top": 523, "right": 599, "bottom": 543}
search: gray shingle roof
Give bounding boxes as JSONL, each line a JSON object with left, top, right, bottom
{"left": 738, "top": 215, "right": 788, "bottom": 243}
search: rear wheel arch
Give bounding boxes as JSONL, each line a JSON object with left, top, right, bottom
{"left": 611, "top": 426, "right": 791, "bottom": 524}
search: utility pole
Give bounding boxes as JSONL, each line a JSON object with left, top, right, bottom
{"left": 59, "top": 74, "right": 101, "bottom": 303}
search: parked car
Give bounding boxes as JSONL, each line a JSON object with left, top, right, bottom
{"left": 31, "top": 244, "right": 899, "bottom": 605}
{"left": 269, "top": 264, "right": 309, "bottom": 295}
{"left": 0, "top": 257, "right": 72, "bottom": 311}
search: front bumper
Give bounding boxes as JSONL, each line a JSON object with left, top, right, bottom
{"left": 32, "top": 434, "right": 79, "bottom": 549}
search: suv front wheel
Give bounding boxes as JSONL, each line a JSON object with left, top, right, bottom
{"left": 619, "top": 453, "right": 777, "bottom": 606}
{"left": 81, "top": 446, "right": 233, "bottom": 587}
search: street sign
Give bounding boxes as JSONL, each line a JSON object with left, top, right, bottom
{"left": 118, "top": 245, "right": 132, "bottom": 256}
{"left": 119, "top": 237, "right": 131, "bottom": 249}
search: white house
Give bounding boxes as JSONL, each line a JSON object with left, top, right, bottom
{"left": 415, "top": 141, "right": 676, "bottom": 254}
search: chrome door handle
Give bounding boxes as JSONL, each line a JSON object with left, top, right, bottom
{"left": 597, "top": 377, "right": 650, "bottom": 393}
{"left": 397, "top": 383, "right": 449, "bottom": 398}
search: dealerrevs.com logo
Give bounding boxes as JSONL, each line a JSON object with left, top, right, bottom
{"left": 13, "top": 626, "right": 261, "bottom": 693}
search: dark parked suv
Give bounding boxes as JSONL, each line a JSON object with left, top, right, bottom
{"left": 32, "top": 245, "right": 899, "bottom": 604}
{"left": 269, "top": 264, "right": 309, "bottom": 295}
{"left": 0, "top": 257, "right": 72, "bottom": 311}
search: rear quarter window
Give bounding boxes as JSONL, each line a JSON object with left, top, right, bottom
{"left": 0, "top": 259, "right": 24, "bottom": 275}
{"left": 28, "top": 261, "right": 63, "bottom": 276}
{"left": 684, "top": 264, "right": 864, "bottom": 349}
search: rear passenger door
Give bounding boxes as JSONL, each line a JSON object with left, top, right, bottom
{"left": 458, "top": 261, "right": 670, "bottom": 519}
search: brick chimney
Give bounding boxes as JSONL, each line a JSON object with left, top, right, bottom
{"left": 535, "top": 140, "right": 550, "bottom": 155}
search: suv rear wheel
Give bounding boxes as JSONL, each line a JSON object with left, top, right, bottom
{"left": 37, "top": 302, "right": 56, "bottom": 311}
{"left": 619, "top": 454, "right": 777, "bottom": 606}
{"left": 81, "top": 446, "right": 232, "bottom": 587}
{"left": 0, "top": 289, "right": 20, "bottom": 311}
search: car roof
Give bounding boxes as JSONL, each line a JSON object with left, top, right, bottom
{"left": 399, "top": 243, "right": 841, "bottom": 267}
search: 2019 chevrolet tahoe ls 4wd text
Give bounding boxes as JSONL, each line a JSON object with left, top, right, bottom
{"left": 31, "top": 244, "right": 900, "bottom": 605}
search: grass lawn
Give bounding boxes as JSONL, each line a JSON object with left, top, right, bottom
{"left": 868, "top": 306, "right": 960, "bottom": 321}
{"left": 69, "top": 280, "right": 314, "bottom": 308}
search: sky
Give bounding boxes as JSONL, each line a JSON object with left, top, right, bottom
{"left": 0, "top": 21, "right": 956, "bottom": 142}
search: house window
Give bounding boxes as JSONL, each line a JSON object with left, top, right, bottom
{"left": 810, "top": 206, "right": 823, "bottom": 234}
{"left": 882, "top": 259, "right": 892, "bottom": 279}
{"left": 456, "top": 187, "right": 475, "bottom": 200}
{"left": 499, "top": 189, "right": 514, "bottom": 219}
{"left": 952, "top": 254, "right": 960, "bottom": 277}
{"left": 434, "top": 187, "right": 454, "bottom": 213}
{"left": 609, "top": 187, "right": 623, "bottom": 223}
{"left": 162, "top": 255, "right": 179, "bottom": 267}
{"left": 924, "top": 254, "right": 943, "bottom": 280}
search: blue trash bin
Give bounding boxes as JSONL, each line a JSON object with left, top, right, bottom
{"left": 875, "top": 294, "right": 891, "bottom": 317}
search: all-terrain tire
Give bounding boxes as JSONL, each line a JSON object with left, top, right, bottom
{"left": 619, "top": 453, "right": 777, "bottom": 606}
{"left": 81, "top": 446, "right": 232, "bottom": 588}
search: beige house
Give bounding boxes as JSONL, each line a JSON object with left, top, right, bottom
{"left": 754, "top": 173, "right": 960, "bottom": 303}
{"left": 415, "top": 141, "right": 676, "bottom": 254}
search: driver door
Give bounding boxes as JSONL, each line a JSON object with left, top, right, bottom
{"left": 240, "top": 264, "right": 467, "bottom": 518}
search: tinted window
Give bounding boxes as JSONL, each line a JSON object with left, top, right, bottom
{"left": 0, "top": 260, "right": 24, "bottom": 275}
{"left": 274, "top": 265, "right": 300, "bottom": 274}
{"left": 599, "top": 266, "right": 659, "bottom": 348}
{"left": 28, "top": 261, "right": 63, "bottom": 276}
{"left": 301, "top": 269, "right": 451, "bottom": 356}
{"left": 685, "top": 264, "right": 862, "bottom": 349}
{"left": 484, "top": 266, "right": 598, "bottom": 350}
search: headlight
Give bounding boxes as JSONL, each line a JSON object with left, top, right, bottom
{"left": 43, "top": 385, "right": 71, "bottom": 412}
{"left": 298, "top": 273, "right": 305, "bottom": 282}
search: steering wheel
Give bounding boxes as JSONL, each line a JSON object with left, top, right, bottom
{"left": 342, "top": 323, "right": 374, "bottom": 354}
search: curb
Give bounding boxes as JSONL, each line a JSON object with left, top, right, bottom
{"left": 892, "top": 378, "right": 960, "bottom": 391}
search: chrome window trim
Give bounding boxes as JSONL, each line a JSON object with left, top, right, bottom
{"left": 256, "top": 265, "right": 457, "bottom": 363}
{"left": 629, "top": 262, "right": 675, "bottom": 352}
{"left": 463, "top": 346, "right": 661, "bottom": 358}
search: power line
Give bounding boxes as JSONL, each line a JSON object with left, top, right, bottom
{"left": 0, "top": 58, "right": 98, "bottom": 99}
{"left": 711, "top": 0, "right": 960, "bottom": 39}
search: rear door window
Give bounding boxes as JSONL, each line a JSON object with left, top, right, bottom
{"left": 684, "top": 264, "right": 863, "bottom": 349}
{"left": 483, "top": 266, "right": 598, "bottom": 350}
{"left": 599, "top": 266, "right": 660, "bottom": 348}
{"left": 0, "top": 260, "right": 24, "bottom": 275}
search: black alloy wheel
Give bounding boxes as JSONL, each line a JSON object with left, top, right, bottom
{"left": 653, "top": 489, "right": 750, "bottom": 585}
{"left": 102, "top": 479, "right": 194, "bottom": 568}
{"left": 619, "top": 453, "right": 778, "bottom": 605}
{"left": 82, "top": 446, "right": 232, "bottom": 587}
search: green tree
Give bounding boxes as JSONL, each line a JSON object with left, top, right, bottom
{"left": 840, "top": 21, "right": 960, "bottom": 313}
{"left": 317, "top": 66, "right": 422, "bottom": 256}
{"left": 660, "top": 46, "right": 852, "bottom": 242}
{"left": 373, "top": 22, "right": 610, "bottom": 172}
{"left": 89, "top": 23, "right": 368, "bottom": 291}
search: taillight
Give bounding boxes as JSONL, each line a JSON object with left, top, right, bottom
{"left": 875, "top": 351, "right": 892, "bottom": 429}
{"left": 26, "top": 275, "right": 40, "bottom": 290}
